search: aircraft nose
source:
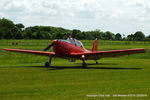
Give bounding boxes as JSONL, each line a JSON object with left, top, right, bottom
{"left": 52, "top": 39, "right": 60, "bottom": 52}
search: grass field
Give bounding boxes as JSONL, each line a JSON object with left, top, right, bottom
{"left": 0, "top": 39, "right": 150, "bottom": 100}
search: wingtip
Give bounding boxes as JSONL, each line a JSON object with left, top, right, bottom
{"left": 3, "top": 48, "right": 14, "bottom": 51}
{"left": 3, "top": 48, "right": 8, "bottom": 50}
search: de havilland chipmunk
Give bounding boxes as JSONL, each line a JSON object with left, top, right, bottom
{"left": 3, "top": 36, "right": 145, "bottom": 68}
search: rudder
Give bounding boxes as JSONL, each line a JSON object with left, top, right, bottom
{"left": 92, "top": 38, "right": 98, "bottom": 51}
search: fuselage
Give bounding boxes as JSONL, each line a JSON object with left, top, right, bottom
{"left": 52, "top": 39, "right": 90, "bottom": 57}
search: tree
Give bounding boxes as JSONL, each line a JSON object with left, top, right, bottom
{"left": 127, "top": 34, "right": 134, "bottom": 41}
{"left": 63, "top": 31, "right": 72, "bottom": 39}
{"left": 0, "top": 18, "right": 15, "bottom": 39}
{"left": 85, "top": 32, "right": 94, "bottom": 40}
{"left": 4, "top": 30, "right": 14, "bottom": 39}
{"left": 104, "top": 31, "right": 114, "bottom": 40}
{"left": 72, "top": 29, "right": 81, "bottom": 38}
{"left": 36, "top": 31, "right": 43, "bottom": 39}
{"left": 115, "top": 33, "right": 122, "bottom": 40}
{"left": 134, "top": 31, "right": 145, "bottom": 41}
{"left": 0, "top": 18, "right": 14, "bottom": 28}
{"left": 15, "top": 23, "right": 25, "bottom": 31}
{"left": 76, "top": 32, "right": 84, "bottom": 40}
{"left": 25, "top": 28, "right": 33, "bottom": 39}
{"left": 42, "top": 31, "right": 51, "bottom": 39}
{"left": 13, "top": 26, "right": 23, "bottom": 39}
{"left": 90, "top": 30, "right": 100, "bottom": 39}
{"left": 1, "top": 18, "right": 149, "bottom": 40}
{"left": 146, "top": 35, "right": 150, "bottom": 41}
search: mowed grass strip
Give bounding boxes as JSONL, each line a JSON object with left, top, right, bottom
{"left": 0, "top": 40, "right": 150, "bottom": 100}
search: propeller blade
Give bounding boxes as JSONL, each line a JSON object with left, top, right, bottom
{"left": 44, "top": 43, "right": 53, "bottom": 51}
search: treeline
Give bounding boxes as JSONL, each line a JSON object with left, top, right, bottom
{"left": 0, "top": 18, "right": 150, "bottom": 41}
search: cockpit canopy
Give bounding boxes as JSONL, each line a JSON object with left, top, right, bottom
{"left": 59, "top": 38, "right": 84, "bottom": 48}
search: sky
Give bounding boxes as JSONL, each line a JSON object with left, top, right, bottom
{"left": 0, "top": 0, "right": 150, "bottom": 36}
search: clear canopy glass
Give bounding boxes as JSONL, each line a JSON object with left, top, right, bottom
{"left": 63, "top": 38, "right": 84, "bottom": 48}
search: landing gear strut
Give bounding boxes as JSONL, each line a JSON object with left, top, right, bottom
{"left": 82, "top": 55, "right": 87, "bottom": 68}
{"left": 45, "top": 55, "right": 52, "bottom": 68}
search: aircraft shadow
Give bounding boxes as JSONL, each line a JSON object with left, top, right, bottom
{"left": 1, "top": 63, "right": 142, "bottom": 70}
{"left": 47, "top": 66, "right": 142, "bottom": 70}
{"left": 75, "top": 62, "right": 118, "bottom": 65}
{"left": 87, "top": 63, "right": 118, "bottom": 65}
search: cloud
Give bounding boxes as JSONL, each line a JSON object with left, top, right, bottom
{"left": 128, "top": 0, "right": 145, "bottom": 7}
{"left": 0, "top": 0, "right": 150, "bottom": 35}
{"left": 0, "top": 13, "right": 5, "bottom": 17}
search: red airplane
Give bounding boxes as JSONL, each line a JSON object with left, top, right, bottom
{"left": 3, "top": 36, "right": 145, "bottom": 68}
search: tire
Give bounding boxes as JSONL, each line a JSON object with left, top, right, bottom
{"left": 45, "top": 62, "right": 49, "bottom": 68}
{"left": 96, "top": 61, "right": 98, "bottom": 64}
{"left": 82, "top": 63, "right": 87, "bottom": 68}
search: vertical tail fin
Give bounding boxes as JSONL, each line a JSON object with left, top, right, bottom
{"left": 92, "top": 38, "right": 98, "bottom": 51}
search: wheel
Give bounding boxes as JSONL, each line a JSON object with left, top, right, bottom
{"left": 45, "top": 62, "right": 49, "bottom": 68}
{"left": 82, "top": 63, "right": 87, "bottom": 68}
{"left": 96, "top": 61, "right": 98, "bottom": 64}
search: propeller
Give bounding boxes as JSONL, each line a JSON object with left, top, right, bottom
{"left": 44, "top": 43, "right": 53, "bottom": 51}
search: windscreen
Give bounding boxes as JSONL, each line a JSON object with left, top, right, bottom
{"left": 59, "top": 39, "right": 72, "bottom": 44}
{"left": 67, "top": 38, "right": 84, "bottom": 48}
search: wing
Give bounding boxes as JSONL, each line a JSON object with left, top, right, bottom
{"left": 71, "top": 48, "right": 145, "bottom": 60}
{"left": 3, "top": 48, "right": 55, "bottom": 56}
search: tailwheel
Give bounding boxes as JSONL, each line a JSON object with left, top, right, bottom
{"left": 96, "top": 61, "right": 98, "bottom": 64}
{"left": 45, "top": 62, "right": 49, "bottom": 68}
{"left": 95, "top": 60, "right": 98, "bottom": 64}
{"left": 82, "top": 63, "right": 87, "bottom": 68}
{"left": 96, "top": 62, "right": 98, "bottom": 64}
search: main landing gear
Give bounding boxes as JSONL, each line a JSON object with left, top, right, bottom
{"left": 45, "top": 55, "right": 52, "bottom": 68}
{"left": 81, "top": 55, "right": 99, "bottom": 68}
{"left": 82, "top": 55, "right": 87, "bottom": 68}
